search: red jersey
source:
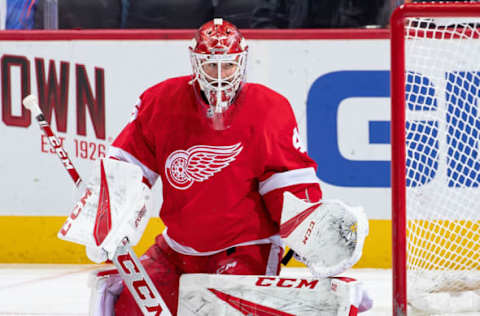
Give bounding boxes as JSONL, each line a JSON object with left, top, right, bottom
{"left": 110, "top": 76, "right": 321, "bottom": 253}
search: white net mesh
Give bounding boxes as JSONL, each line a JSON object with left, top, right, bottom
{"left": 404, "top": 16, "right": 480, "bottom": 314}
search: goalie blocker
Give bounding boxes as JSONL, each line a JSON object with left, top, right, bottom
{"left": 57, "top": 158, "right": 171, "bottom": 315}
{"left": 58, "top": 158, "right": 154, "bottom": 262}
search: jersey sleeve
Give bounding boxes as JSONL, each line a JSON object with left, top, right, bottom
{"left": 108, "top": 91, "right": 160, "bottom": 187}
{"left": 259, "top": 97, "right": 322, "bottom": 225}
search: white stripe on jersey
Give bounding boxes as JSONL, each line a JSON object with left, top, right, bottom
{"left": 108, "top": 146, "right": 159, "bottom": 186}
{"left": 163, "top": 228, "right": 283, "bottom": 256}
{"left": 258, "top": 167, "right": 319, "bottom": 196}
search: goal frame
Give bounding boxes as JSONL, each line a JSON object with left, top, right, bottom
{"left": 390, "top": 2, "right": 480, "bottom": 316}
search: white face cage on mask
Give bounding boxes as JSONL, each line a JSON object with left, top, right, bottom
{"left": 190, "top": 50, "right": 248, "bottom": 115}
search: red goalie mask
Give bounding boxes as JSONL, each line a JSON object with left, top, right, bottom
{"left": 189, "top": 18, "right": 248, "bottom": 130}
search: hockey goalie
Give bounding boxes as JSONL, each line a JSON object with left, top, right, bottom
{"left": 58, "top": 18, "right": 372, "bottom": 315}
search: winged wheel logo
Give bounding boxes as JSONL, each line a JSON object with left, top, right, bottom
{"left": 165, "top": 143, "right": 243, "bottom": 190}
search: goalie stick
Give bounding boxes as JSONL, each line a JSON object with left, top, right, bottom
{"left": 23, "top": 94, "right": 171, "bottom": 316}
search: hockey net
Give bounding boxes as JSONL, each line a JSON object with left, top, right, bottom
{"left": 391, "top": 3, "right": 480, "bottom": 315}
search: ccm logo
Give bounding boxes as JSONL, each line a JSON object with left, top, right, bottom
{"left": 45, "top": 134, "right": 75, "bottom": 170}
{"left": 117, "top": 252, "right": 164, "bottom": 315}
{"left": 256, "top": 277, "right": 319, "bottom": 289}
{"left": 59, "top": 188, "right": 92, "bottom": 235}
{"left": 303, "top": 221, "right": 316, "bottom": 245}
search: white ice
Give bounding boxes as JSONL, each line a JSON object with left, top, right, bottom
{"left": 0, "top": 265, "right": 392, "bottom": 315}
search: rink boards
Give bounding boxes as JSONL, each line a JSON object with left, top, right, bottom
{"left": 0, "top": 29, "right": 394, "bottom": 267}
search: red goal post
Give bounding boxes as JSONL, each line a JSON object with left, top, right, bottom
{"left": 391, "top": 2, "right": 480, "bottom": 316}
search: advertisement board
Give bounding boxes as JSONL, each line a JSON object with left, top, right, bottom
{"left": 0, "top": 29, "right": 392, "bottom": 266}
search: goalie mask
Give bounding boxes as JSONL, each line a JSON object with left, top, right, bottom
{"left": 189, "top": 18, "right": 248, "bottom": 130}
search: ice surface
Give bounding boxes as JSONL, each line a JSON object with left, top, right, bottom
{"left": 0, "top": 264, "right": 391, "bottom": 315}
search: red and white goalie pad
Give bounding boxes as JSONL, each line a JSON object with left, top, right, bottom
{"left": 58, "top": 158, "right": 154, "bottom": 262}
{"left": 178, "top": 274, "right": 364, "bottom": 315}
{"left": 88, "top": 269, "right": 372, "bottom": 316}
{"left": 280, "top": 192, "right": 369, "bottom": 278}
